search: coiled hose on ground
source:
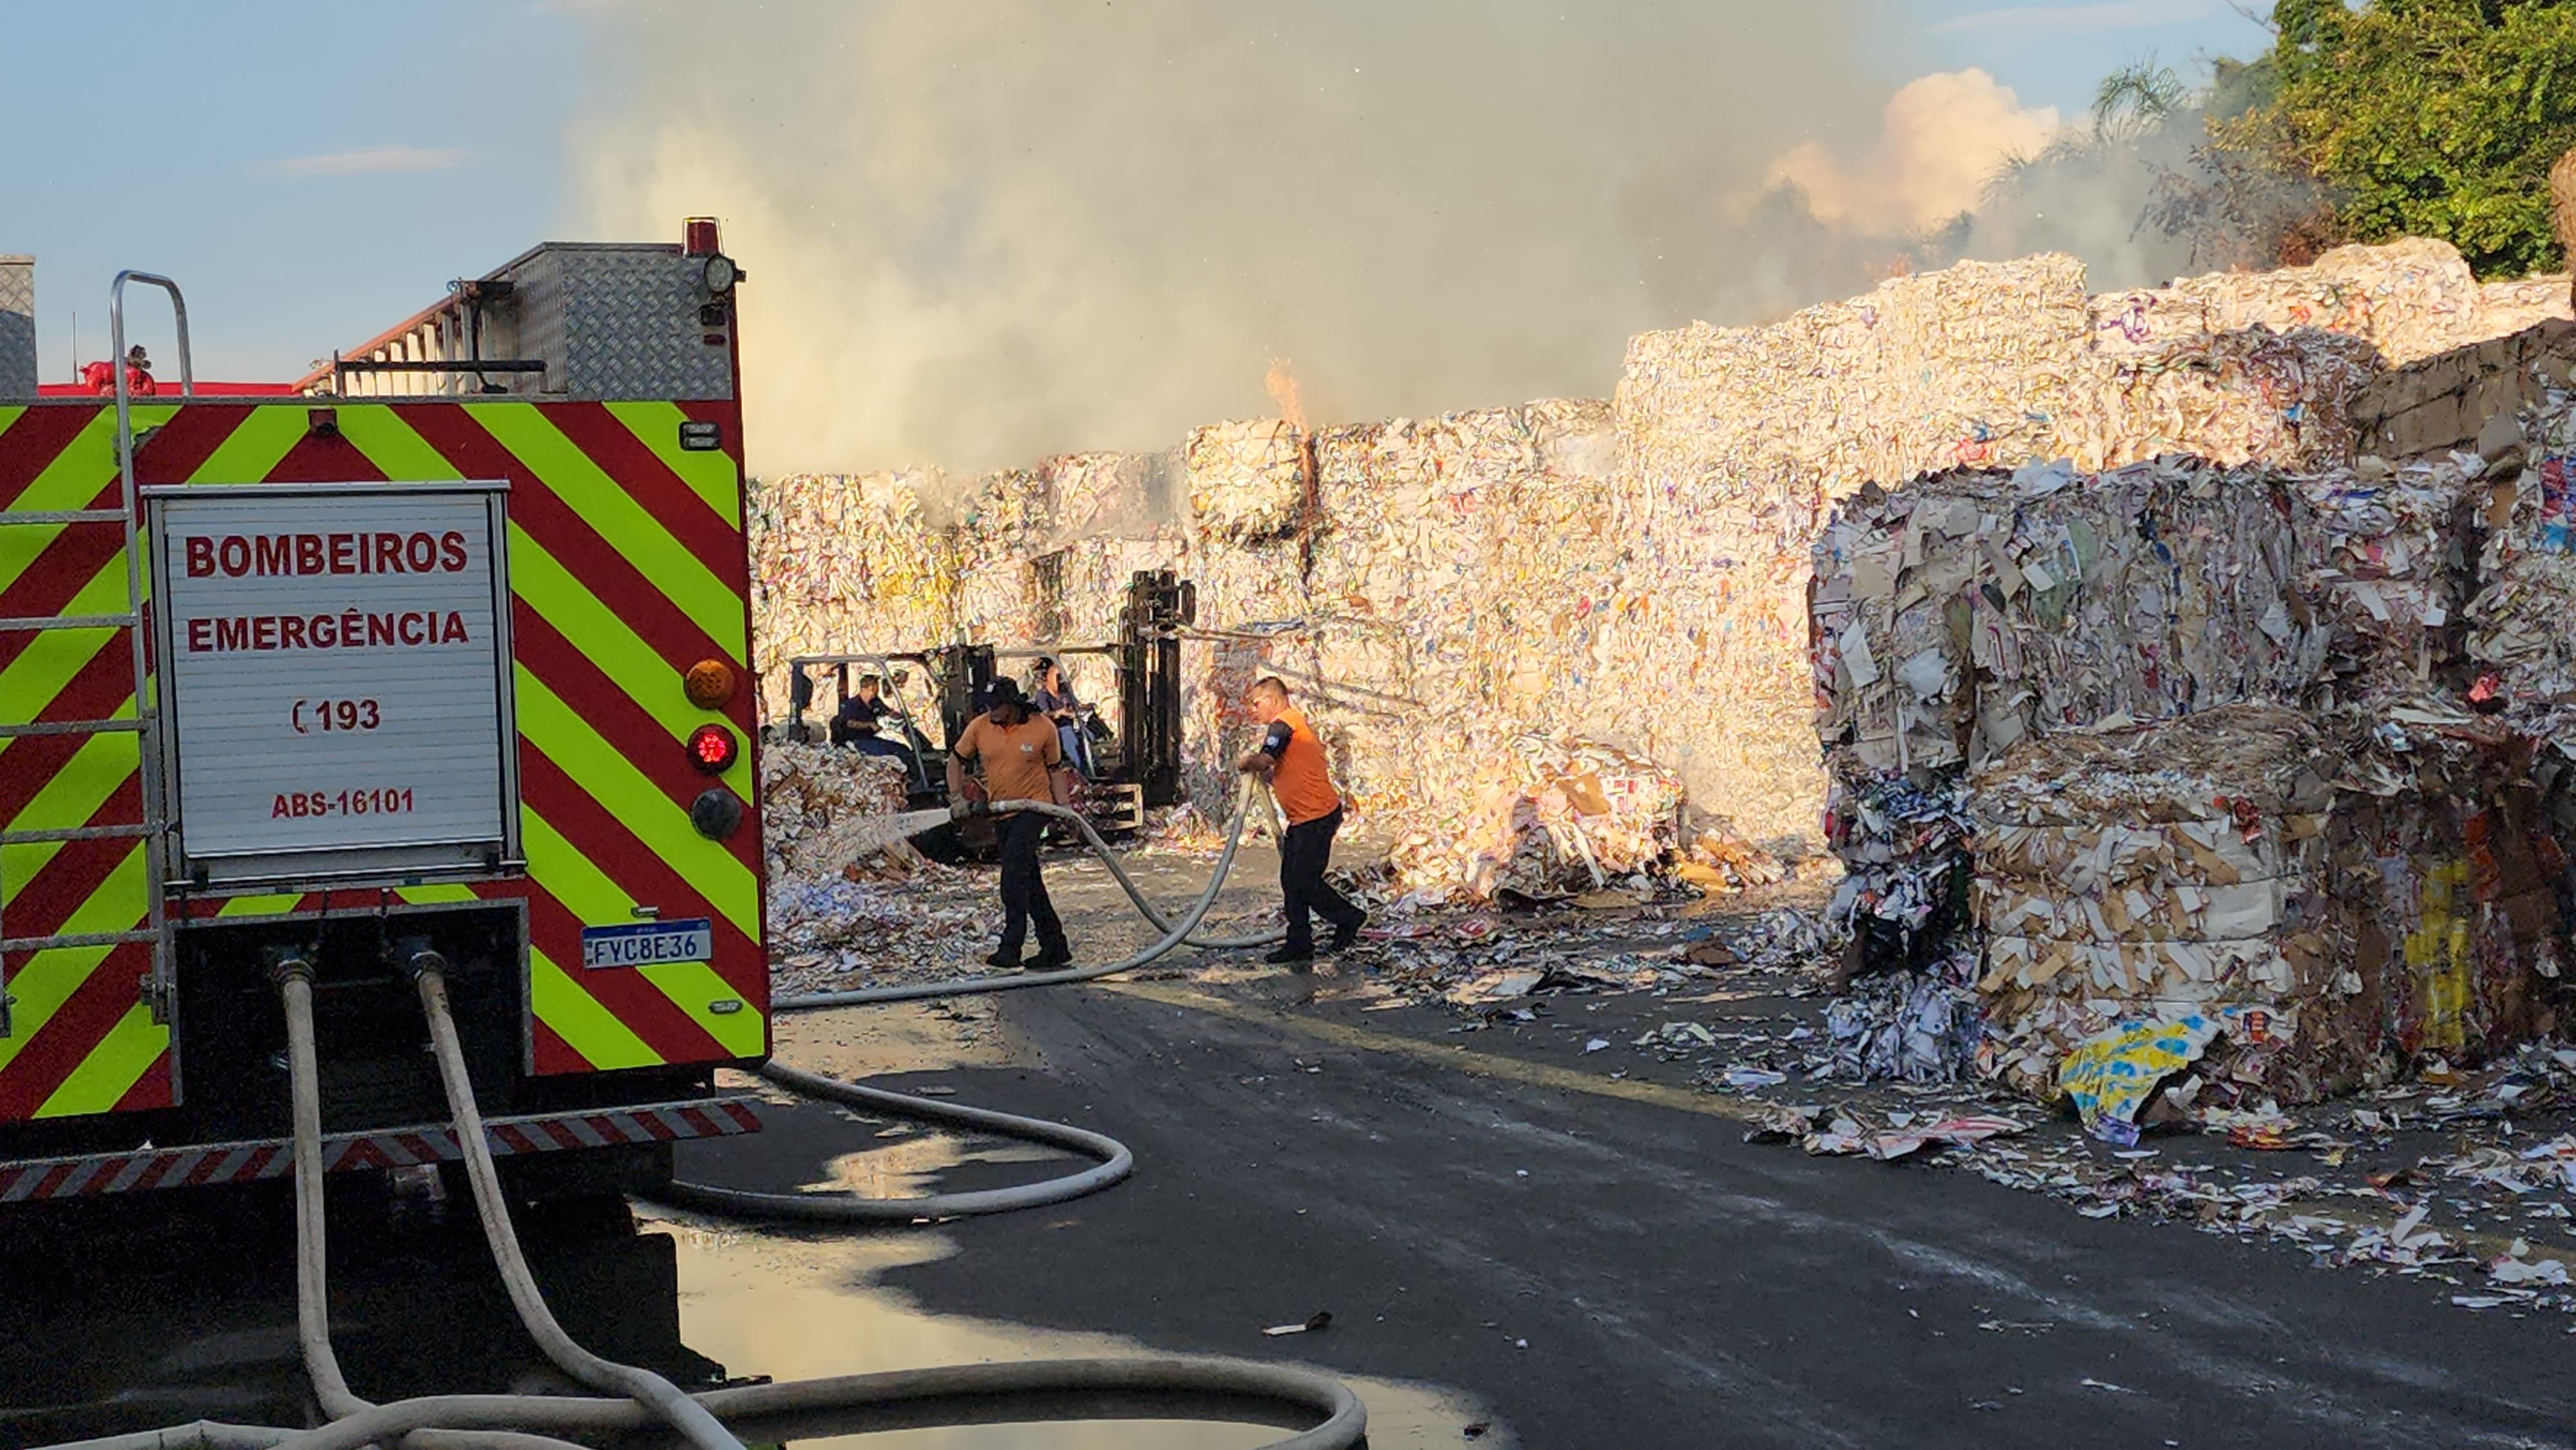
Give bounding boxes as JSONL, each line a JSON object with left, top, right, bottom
{"left": 654, "top": 777, "right": 1278, "bottom": 1222}
{"left": 43, "top": 779, "right": 1366, "bottom": 1450}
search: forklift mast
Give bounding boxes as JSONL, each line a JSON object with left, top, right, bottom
{"left": 1119, "top": 570, "right": 1193, "bottom": 809}
{"left": 784, "top": 569, "right": 1193, "bottom": 811}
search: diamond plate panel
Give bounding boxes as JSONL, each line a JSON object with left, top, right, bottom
{"left": 493, "top": 246, "right": 734, "bottom": 401}
{"left": 0, "top": 256, "right": 33, "bottom": 400}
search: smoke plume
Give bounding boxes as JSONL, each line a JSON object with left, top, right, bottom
{"left": 569, "top": 2, "right": 2195, "bottom": 476}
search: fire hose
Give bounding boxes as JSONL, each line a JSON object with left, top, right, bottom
{"left": 43, "top": 778, "right": 1363, "bottom": 1450}
{"left": 656, "top": 776, "right": 1280, "bottom": 1221}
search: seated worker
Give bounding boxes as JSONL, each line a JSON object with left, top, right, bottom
{"left": 1030, "top": 657, "right": 1097, "bottom": 778}
{"left": 830, "top": 675, "right": 918, "bottom": 775}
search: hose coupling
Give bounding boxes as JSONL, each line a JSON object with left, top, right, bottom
{"left": 263, "top": 945, "right": 316, "bottom": 988}
{"left": 395, "top": 936, "right": 453, "bottom": 984}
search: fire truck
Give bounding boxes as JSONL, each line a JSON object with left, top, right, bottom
{"left": 0, "top": 222, "right": 767, "bottom": 1205}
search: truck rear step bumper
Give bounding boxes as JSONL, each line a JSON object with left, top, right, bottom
{"left": 0, "top": 1096, "right": 761, "bottom": 1201}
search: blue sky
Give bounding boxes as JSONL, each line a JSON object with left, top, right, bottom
{"left": 1877, "top": 0, "right": 2273, "bottom": 115}
{"left": 0, "top": 1, "right": 2275, "bottom": 386}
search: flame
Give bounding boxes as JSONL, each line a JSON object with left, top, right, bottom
{"left": 1264, "top": 357, "right": 1307, "bottom": 433}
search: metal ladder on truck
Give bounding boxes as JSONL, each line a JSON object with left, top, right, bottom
{"left": 0, "top": 272, "right": 190, "bottom": 1036}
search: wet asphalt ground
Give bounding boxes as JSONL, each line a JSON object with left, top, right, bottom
{"left": 9, "top": 842, "right": 2576, "bottom": 1449}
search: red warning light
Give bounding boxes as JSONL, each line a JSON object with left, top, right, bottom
{"left": 686, "top": 724, "right": 739, "bottom": 775}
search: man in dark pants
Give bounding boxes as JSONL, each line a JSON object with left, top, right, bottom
{"left": 949, "top": 679, "right": 1072, "bottom": 971}
{"left": 1236, "top": 676, "right": 1366, "bottom": 968}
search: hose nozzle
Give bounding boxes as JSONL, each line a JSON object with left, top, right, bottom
{"left": 951, "top": 798, "right": 990, "bottom": 820}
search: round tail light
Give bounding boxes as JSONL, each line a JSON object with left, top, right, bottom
{"left": 685, "top": 659, "right": 739, "bottom": 709}
{"left": 687, "top": 724, "right": 739, "bottom": 775}
{"left": 690, "top": 787, "right": 746, "bottom": 840}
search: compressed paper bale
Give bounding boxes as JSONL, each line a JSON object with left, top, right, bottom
{"left": 2299, "top": 457, "right": 2479, "bottom": 699}
{"left": 2468, "top": 391, "right": 2576, "bottom": 696}
{"left": 2481, "top": 275, "right": 2575, "bottom": 337}
{"left": 1962, "top": 706, "right": 2352, "bottom": 1095}
{"left": 1619, "top": 254, "right": 2395, "bottom": 849}
{"left": 747, "top": 238, "right": 2562, "bottom": 885}
{"left": 2332, "top": 701, "right": 2564, "bottom": 1066}
{"left": 759, "top": 742, "right": 916, "bottom": 881}
{"left": 749, "top": 470, "right": 960, "bottom": 721}
{"left": 1187, "top": 418, "right": 1310, "bottom": 542}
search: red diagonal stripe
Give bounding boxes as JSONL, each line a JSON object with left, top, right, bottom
{"left": 259, "top": 430, "right": 392, "bottom": 485}
{"left": 4, "top": 818, "right": 146, "bottom": 945}
{"left": 0, "top": 647, "right": 142, "bottom": 827}
{"left": 113, "top": 1053, "right": 172, "bottom": 1113}
{"left": 544, "top": 404, "right": 744, "bottom": 587}
{"left": 676, "top": 400, "right": 746, "bottom": 476}
{"left": 511, "top": 607, "right": 760, "bottom": 876}
{"left": 0, "top": 400, "right": 245, "bottom": 676}
{"left": 514, "top": 872, "right": 733, "bottom": 1071}
{"left": 518, "top": 743, "right": 762, "bottom": 1004}
{"left": 393, "top": 405, "right": 736, "bottom": 670}
{"left": 0, "top": 534, "right": 128, "bottom": 677}
{"left": 0, "top": 943, "right": 149, "bottom": 1120}
{"left": 0, "top": 406, "right": 104, "bottom": 511}
{"left": 133, "top": 403, "right": 265, "bottom": 486}
{"left": 532, "top": 1015, "right": 589, "bottom": 1075}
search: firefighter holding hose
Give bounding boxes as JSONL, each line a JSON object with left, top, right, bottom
{"left": 951, "top": 679, "right": 1074, "bottom": 971}
{"left": 1236, "top": 677, "right": 1367, "bottom": 967}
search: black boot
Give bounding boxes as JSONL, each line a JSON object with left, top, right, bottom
{"left": 1327, "top": 914, "right": 1366, "bottom": 954}
{"left": 1027, "top": 943, "right": 1073, "bottom": 972}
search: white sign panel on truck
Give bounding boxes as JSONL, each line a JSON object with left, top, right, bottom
{"left": 150, "top": 482, "right": 518, "bottom": 886}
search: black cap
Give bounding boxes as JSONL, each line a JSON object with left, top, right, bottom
{"left": 985, "top": 677, "right": 1023, "bottom": 704}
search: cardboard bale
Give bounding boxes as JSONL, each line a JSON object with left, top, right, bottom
{"left": 2469, "top": 390, "right": 2576, "bottom": 697}
{"left": 2333, "top": 701, "right": 2565, "bottom": 1072}
{"left": 1971, "top": 701, "right": 2564, "bottom": 1100}
{"left": 1969, "top": 706, "right": 2348, "bottom": 1097}
{"left": 1622, "top": 241, "right": 2533, "bottom": 851}
{"left": 759, "top": 741, "right": 916, "bottom": 883}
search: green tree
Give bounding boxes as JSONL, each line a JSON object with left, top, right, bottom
{"left": 2252, "top": 0, "right": 2576, "bottom": 276}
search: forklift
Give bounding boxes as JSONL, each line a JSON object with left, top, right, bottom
{"left": 784, "top": 570, "right": 1195, "bottom": 842}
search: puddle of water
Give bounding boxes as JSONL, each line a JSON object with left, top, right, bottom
{"left": 818, "top": 1129, "right": 1062, "bottom": 1201}
{"left": 659, "top": 1215, "right": 1511, "bottom": 1449}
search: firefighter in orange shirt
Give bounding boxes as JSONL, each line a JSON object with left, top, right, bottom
{"left": 951, "top": 679, "right": 1073, "bottom": 971}
{"left": 1235, "top": 676, "right": 1366, "bottom": 967}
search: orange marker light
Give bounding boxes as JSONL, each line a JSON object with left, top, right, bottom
{"left": 687, "top": 723, "right": 739, "bottom": 775}
{"left": 684, "top": 659, "right": 739, "bottom": 710}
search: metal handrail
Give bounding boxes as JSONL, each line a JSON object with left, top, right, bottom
{"left": 107, "top": 270, "right": 187, "bottom": 1021}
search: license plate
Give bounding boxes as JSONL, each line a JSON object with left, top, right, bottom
{"left": 581, "top": 918, "right": 714, "bottom": 969}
